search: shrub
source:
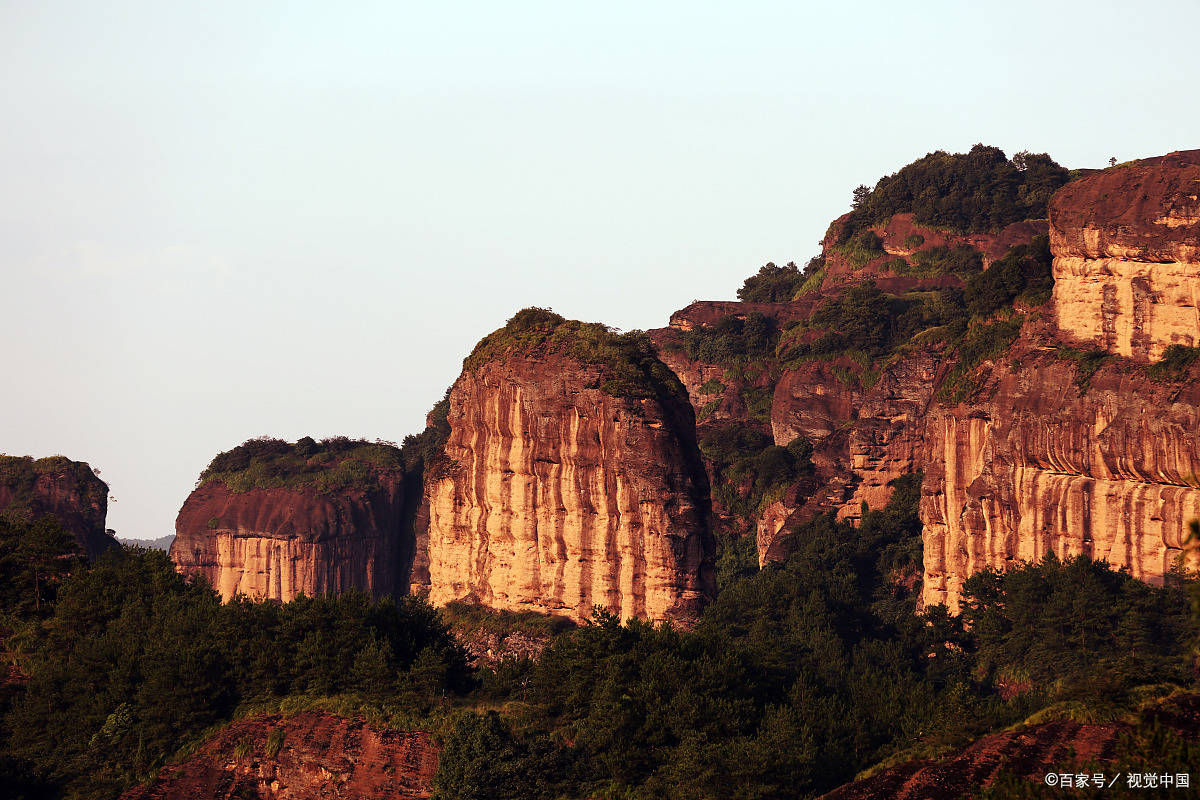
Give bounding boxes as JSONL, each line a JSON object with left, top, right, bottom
{"left": 681, "top": 312, "right": 777, "bottom": 363}
{"left": 699, "top": 424, "right": 814, "bottom": 521}
{"left": 836, "top": 229, "right": 886, "bottom": 268}
{"left": 908, "top": 244, "right": 983, "bottom": 277}
{"left": 937, "top": 317, "right": 1024, "bottom": 403}
{"left": 738, "top": 262, "right": 802, "bottom": 302}
{"left": 1057, "top": 346, "right": 1112, "bottom": 390}
{"left": 964, "top": 234, "right": 1053, "bottom": 316}
{"left": 810, "top": 281, "right": 894, "bottom": 357}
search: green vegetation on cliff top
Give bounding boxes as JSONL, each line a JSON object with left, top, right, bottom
{"left": 197, "top": 436, "right": 405, "bottom": 494}
{"left": 840, "top": 144, "right": 1070, "bottom": 240}
{"left": 0, "top": 455, "right": 106, "bottom": 513}
{"left": 464, "top": 307, "right": 686, "bottom": 402}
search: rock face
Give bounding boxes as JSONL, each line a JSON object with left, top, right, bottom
{"left": 0, "top": 455, "right": 116, "bottom": 558}
{"left": 1049, "top": 150, "right": 1200, "bottom": 361}
{"left": 121, "top": 712, "right": 438, "bottom": 800}
{"left": 920, "top": 342, "right": 1200, "bottom": 610}
{"left": 171, "top": 442, "right": 409, "bottom": 602}
{"left": 414, "top": 311, "right": 714, "bottom": 624}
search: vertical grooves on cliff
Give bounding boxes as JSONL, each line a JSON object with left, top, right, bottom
{"left": 424, "top": 344, "right": 713, "bottom": 623}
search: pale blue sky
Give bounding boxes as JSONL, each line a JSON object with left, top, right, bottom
{"left": 2, "top": 1, "right": 1197, "bottom": 540}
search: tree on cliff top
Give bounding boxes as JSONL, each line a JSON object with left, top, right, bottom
{"left": 197, "top": 436, "right": 405, "bottom": 493}
{"left": 839, "top": 144, "right": 1069, "bottom": 240}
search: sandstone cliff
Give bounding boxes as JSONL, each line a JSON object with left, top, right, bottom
{"left": 415, "top": 308, "right": 714, "bottom": 624}
{"left": 1049, "top": 150, "right": 1200, "bottom": 361}
{"left": 760, "top": 348, "right": 940, "bottom": 561}
{"left": 171, "top": 439, "right": 409, "bottom": 602}
{"left": 920, "top": 333, "right": 1200, "bottom": 610}
{"left": 0, "top": 454, "right": 116, "bottom": 558}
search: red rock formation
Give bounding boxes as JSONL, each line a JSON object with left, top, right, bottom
{"left": 759, "top": 349, "right": 940, "bottom": 562}
{"left": 121, "top": 712, "right": 438, "bottom": 800}
{"left": 818, "top": 694, "right": 1200, "bottom": 800}
{"left": 415, "top": 311, "right": 714, "bottom": 625}
{"left": 822, "top": 212, "right": 1050, "bottom": 285}
{"left": 0, "top": 455, "right": 115, "bottom": 558}
{"left": 171, "top": 460, "right": 408, "bottom": 603}
{"left": 1049, "top": 150, "right": 1200, "bottom": 361}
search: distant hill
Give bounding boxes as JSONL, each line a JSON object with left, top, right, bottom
{"left": 117, "top": 534, "right": 174, "bottom": 551}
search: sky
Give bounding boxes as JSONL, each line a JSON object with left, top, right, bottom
{"left": 2, "top": 0, "right": 1198, "bottom": 541}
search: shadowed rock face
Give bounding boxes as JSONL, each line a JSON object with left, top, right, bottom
{"left": 171, "top": 474, "right": 408, "bottom": 602}
{"left": 1050, "top": 150, "right": 1200, "bottom": 361}
{"left": 415, "top": 352, "right": 714, "bottom": 625}
{"left": 759, "top": 349, "right": 940, "bottom": 562}
{"left": 0, "top": 455, "right": 116, "bottom": 559}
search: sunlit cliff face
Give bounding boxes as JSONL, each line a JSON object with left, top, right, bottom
{"left": 416, "top": 355, "right": 714, "bottom": 625}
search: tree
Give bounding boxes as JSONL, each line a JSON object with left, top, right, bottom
{"left": 852, "top": 184, "right": 871, "bottom": 209}
{"left": 0, "top": 515, "right": 84, "bottom": 617}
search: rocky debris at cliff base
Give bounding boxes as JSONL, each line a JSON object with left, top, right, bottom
{"left": 121, "top": 711, "right": 438, "bottom": 800}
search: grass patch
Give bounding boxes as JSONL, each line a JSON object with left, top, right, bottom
{"left": 463, "top": 308, "right": 685, "bottom": 403}
{"left": 264, "top": 727, "right": 285, "bottom": 757}
{"left": 834, "top": 229, "right": 886, "bottom": 268}
{"left": 795, "top": 266, "right": 826, "bottom": 296}
{"left": 1057, "top": 346, "right": 1113, "bottom": 391}
{"left": 1020, "top": 698, "right": 1127, "bottom": 726}
{"left": 937, "top": 317, "right": 1024, "bottom": 403}
{"left": 1147, "top": 344, "right": 1200, "bottom": 382}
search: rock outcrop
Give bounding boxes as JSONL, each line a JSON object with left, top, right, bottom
{"left": 414, "top": 309, "right": 714, "bottom": 625}
{"left": 122, "top": 712, "right": 438, "bottom": 800}
{"left": 0, "top": 454, "right": 116, "bottom": 558}
{"left": 171, "top": 440, "right": 409, "bottom": 602}
{"left": 1049, "top": 150, "right": 1200, "bottom": 361}
{"left": 762, "top": 347, "right": 939, "bottom": 557}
